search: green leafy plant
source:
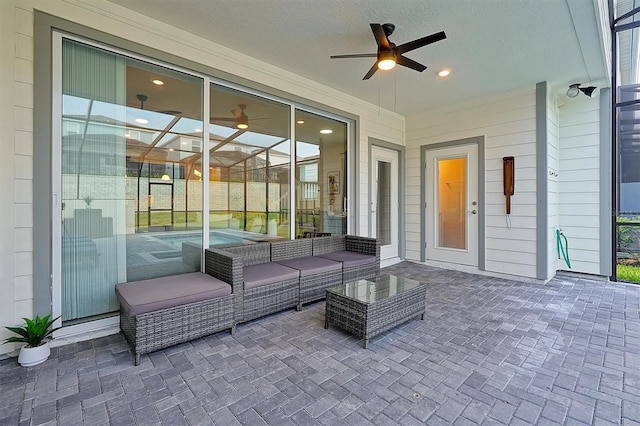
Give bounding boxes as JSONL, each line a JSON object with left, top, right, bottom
{"left": 3, "top": 314, "right": 61, "bottom": 348}
{"left": 83, "top": 195, "right": 94, "bottom": 207}
{"left": 617, "top": 264, "right": 640, "bottom": 283}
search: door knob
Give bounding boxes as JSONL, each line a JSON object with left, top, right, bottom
{"left": 470, "top": 210, "right": 477, "bottom": 214}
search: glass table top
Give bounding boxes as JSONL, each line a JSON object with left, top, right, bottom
{"left": 327, "top": 274, "right": 424, "bottom": 304}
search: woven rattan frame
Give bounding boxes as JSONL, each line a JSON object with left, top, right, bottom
{"left": 299, "top": 268, "right": 343, "bottom": 309}
{"left": 206, "top": 248, "right": 244, "bottom": 323}
{"left": 313, "top": 235, "right": 381, "bottom": 282}
{"left": 243, "top": 277, "right": 299, "bottom": 321}
{"left": 311, "top": 235, "right": 346, "bottom": 255}
{"left": 120, "top": 293, "right": 235, "bottom": 365}
{"left": 206, "top": 244, "right": 300, "bottom": 323}
{"left": 324, "top": 280, "right": 426, "bottom": 348}
{"left": 271, "top": 239, "right": 312, "bottom": 261}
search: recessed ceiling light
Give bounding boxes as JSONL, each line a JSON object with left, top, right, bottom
{"left": 152, "top": 79, "right": 164, "bottom": 85}
{"left": 135, "top": 118, "right": 148, "bottom": 124}
{"left": 297, "top": 120, "right": 305, "bottom": 124}
{"left": 320, "top": 129, "right": 333, "bottom": 134}
{"left": 437, "top": 68, "right": 451, "bottom": 77}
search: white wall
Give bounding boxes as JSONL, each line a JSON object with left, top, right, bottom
{"left": 1, "top": 1, "right": 35, "bottom": 355}
{"left": 406, "top": 88, "right": 539, "bottom": 278}
{"left": 0, "top": 0, "right": 404, "bottom": 354}
{"left": 558, "top": 95, "right": 602, "bottom": 275}
{"left": 546, "top": 91, "right": 560, "bottom": 280}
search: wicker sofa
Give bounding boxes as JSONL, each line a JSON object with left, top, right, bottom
{"left": 205, "top": 235, "right": 379, "bottom": 323}
{"left": 115, "top": 271, "right": 236, "bottom": 365}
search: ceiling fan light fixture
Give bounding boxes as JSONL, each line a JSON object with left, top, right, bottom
{"left": 236, "top": 113, "right": 249, "bottom": 129}
{"left": 161, "top": 173, "right": 171, "bottom": 181}
{"left": 377, "top": 51, "right": 396, "bottom": 70}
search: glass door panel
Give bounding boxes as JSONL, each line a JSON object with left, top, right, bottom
{"left": 437, "top": 157, "right": 467, "bottom": 249}
{"left": 209, "top": 84, "right": 291, "bottom": 245}
{"left": 426, "top": 144, "right": 478, "bottom": 267}
{"left": 60, "top": 39, "right": 204, "bottom": 323}
{"left": 295, "top": 110, "right": 347, "bottom": 237}
{"left": 376, "top": 160, "right": 392, "bottom": 246}
{"left": 371, "top": 146, "right": 399, "bottom": 259}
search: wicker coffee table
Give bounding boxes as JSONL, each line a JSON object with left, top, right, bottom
{"left": 324, "top": 274, "right": 426, "bottom": 348}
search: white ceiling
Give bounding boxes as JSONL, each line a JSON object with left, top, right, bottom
{"left": 106, "top": 0, "right": 609, "bottom": 116}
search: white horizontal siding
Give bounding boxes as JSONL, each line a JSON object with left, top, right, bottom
{"left": 558, "top": 96, "right": 601, "bottom": 275}
{"left": 405, "top": 88, "right": 539, "bottom": 276}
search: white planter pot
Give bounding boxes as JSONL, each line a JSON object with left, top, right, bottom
{"left": 17, "top": 342, "right": 50, "bottom": 367}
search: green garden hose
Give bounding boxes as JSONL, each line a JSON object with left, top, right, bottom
{"left": 557, "top": 229, "right": 571, "bottom": 268}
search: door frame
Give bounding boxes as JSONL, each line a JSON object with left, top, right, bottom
{"left": 368, "top": 138, "right": 405, "bottom": 259}
{"left": 420, "top": 136, "right": 485, "bottom": 270}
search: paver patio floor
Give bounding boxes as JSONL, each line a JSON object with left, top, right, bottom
{"left": 1, "top": 261, "right": 639, "bottom": 425}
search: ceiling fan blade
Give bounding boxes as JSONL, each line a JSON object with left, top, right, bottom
{"left": 330, "top": 53, "right": 377, "bottom": 59}
{"left": 210, "top": 117, "right": 236, "bottom": 122}
{"left": 362, "top": 62, "right": 379, "bottom": 80}
{"left": 370, "top": 23, "right": 390, "bottom": 50}
{"left": 395, "top": 31, "right": 446, "bottom": 55}
{"left": 396, "top": 55, "right": 427, "bottom": 72}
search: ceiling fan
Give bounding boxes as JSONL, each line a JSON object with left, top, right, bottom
{"left": 330, "top": 23, "right": 446, "bottom": 80}
{"left": 211, "top": 104, "right": 251, "bottom": 129}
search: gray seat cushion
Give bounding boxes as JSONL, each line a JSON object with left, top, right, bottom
{"left": 316, "top": 251, "right": 376, "bottom": 267}
{"left": 115, "top": 272, "right": 231, "bottom": 316}
{"left": 275, "top": 256, "right": 342, "bottom": 277}
{"left": 243, "top": 263, "right": 299, "bottom": 289}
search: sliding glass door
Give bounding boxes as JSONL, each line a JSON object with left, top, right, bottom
{"left": 55, "top": 35, "right": 350, "bottom": 327}
{"left": 60, "top": 38, "right": 204, "bottom": 323}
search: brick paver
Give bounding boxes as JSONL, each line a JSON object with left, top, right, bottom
{"left": 1, "top": 262, "right": 638, "bottom": 425}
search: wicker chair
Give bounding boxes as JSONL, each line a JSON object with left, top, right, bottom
{"left": 312, "top": 235, "right": 380, "bottom": 282}
{"left": 205, "top": 243, "right": 299, "bottom": 323}
{"left": 271, "top": 238, "right": 343, "bottom": 310}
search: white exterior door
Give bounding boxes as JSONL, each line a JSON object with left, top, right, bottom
{"left": 371, "top": 146, "right": 399, "bottom": 259}
{"left": 426, "top": 144, "right": 478, "bottom": 266}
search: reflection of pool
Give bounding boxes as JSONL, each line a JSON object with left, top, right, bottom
{"left": 152, "top": 232, "right": 242, "bottom": 249}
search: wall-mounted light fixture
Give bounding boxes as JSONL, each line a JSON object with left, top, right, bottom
{"left": 566, "top": 83, "right": 599, "bottom": 98}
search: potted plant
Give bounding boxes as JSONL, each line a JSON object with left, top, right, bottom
{"left": 3, "top": 314, "right": 61, "bottom": 367}
{"left": 83, "top": 195, "right": 94, "bottom": 208}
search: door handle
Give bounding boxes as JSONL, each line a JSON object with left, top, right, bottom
{"left": 469, "top": 210, "right": 477, "bottom": 214}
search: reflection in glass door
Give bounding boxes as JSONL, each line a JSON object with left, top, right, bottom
{"left": 58, "top": 38, "right": 204, "bottom": 323}
{"left": 209, "top": 84, "right": 291, "bottom": 242}
{"left": 148, "top": 182, "right": 174, "bottom": 230}
{"left": 295, "top": 110, "right": 348, "bottom": 237}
